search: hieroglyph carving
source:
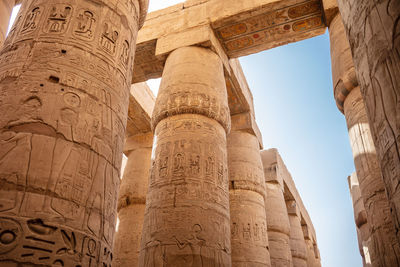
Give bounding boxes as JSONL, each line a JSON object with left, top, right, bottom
{"left": 337, "top": 0, "right": 400, "bottom": 240}
{"left": 0, "top": 0, "right": 145, "bottom": 266}
{"left": 140, "top": 115, "right": 231, "bottom": 267}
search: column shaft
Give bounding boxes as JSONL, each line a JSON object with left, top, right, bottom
{"left": 330, "top": 10, "right": 400, "bottom": 266}
{"left": 304, "top": 239, "right": 315, "bottom": 267}
{"left": 139, "top": 46, "right": 232, "bottom": 267}
{"left": 114, "top": 133, "right": 153, "bottom": 267}
{"left": 228, "top": 131, "right": 271, "bottom": 267}
{"left": 337, "top": 0, "right": 400, "bottom": 241}
{"left": 265, "top": 182, "right": 292, "bottom": 267}
{"left": 345, "top": 86, "right": 400, "bottom": 265}
{"left": 286, "top": 201, "right": 307, "bottom": 267}
{"left": 0, "top": 0, "right": 13, "bottom": 48}
{"left": 348, "top": 172, "right": 372, "bottom": 267}
{"left": 0, "top": 0, "right": 147, "bottom": 266}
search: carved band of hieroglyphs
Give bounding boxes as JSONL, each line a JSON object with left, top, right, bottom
{"left": 152, "top": 91, "right": 231, "bottom": 132}
{"left": 2, "top": 2, "right": 134, "bottom": 72}
{"left": 224, "top": 15, "right": 323, "bottom": 52}
{"left": 0, "top": 217, "right": 113, "bottom": 266}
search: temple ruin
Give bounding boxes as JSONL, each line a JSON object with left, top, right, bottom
{"left": 0, "top": 0, "right": 399, "bottom": 266}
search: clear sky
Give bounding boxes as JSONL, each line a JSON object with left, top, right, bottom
{"left": 7, "top": 1, "right": 361, "bottom": 266}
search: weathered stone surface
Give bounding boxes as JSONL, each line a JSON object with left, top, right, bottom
{"left": 337, "top": 0, "right": 400, "bottom": 244}
{"left": 114, "top": 132, "right": 153, "bottom": 267}
{"left": 286, "top": 200, "right": 307, "bottom": 267}
{"left": 228, "top": 130, "right": 270, "bottom": 266}
{"left": 139, "top": 46, "right": 231, "bottom": 266}
{"left": 0, "top": 0, "right": 147, "bottom": 265}
{"left": 348, "top": 172, "right": 372, "bottom": 267}
{"left": 0, "top": 0, "right": 13, "bottom": 48}
{"left": 330, "top": 10, "right": 400, "bottom": 266}
{"left": 261, "top": 151, "right": 292, "bottom": 267}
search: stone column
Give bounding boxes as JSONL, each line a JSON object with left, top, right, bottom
{"left": 0, "top": 0, "right": 148, "bottom": 266}
{"left": 286, "top": 200, "right": 307, "bottom": 267}
{"left": 330, "top": 12, "right": 400, "bottom": 265}
{"left": 0, "top": 0, "right": 13, "bottom": 48}
{"left": 313, "top": 243, "right": 321, "bottom": 267}
{"left": 337, "top": 0, "right": 400, "bottom": 239}
{"left": 301, "top": 224, "right": 316, "bottom": 267}
{"left": 139, "top": 46, "right": 232, "bottom": 267}
{"left": 114, "top": 132, "right": 153, "bottom": 267}
{"left": 228, "top": 130, "right": 271, "bottom": 267}
{"left": 348, "top": 172, "right": 372, "bottom": 267}
{"left": 261, "top": 152, "right": 292, "bottom": 267}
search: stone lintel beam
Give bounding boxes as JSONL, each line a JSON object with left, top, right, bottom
{"left": 125, "top": 82, "right": 155, "bottom": 138}
{"left": 133, "top": 0, "right": 327, "bottom": 80}
{"left": 231, "top": 111, "right": 263, "bottom": 149}
{"left": 262, "top": 148, "right": 318, "bottom": 243}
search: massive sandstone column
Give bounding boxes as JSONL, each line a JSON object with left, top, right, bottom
{"left": 336, "top": 0, "right": 400, "bottom": 239}
{"left": 228, "top": 129, "right": 271, "bottom": 266}
{"left": 139, "top": 46, "right": 232, "bottom": 267}
{"left": 0, "top": 0, "right": 13, "bottom": 47}
{"left": 114, "top": 132, "right": 153, "bottom": 267}
{"left": 261, "top": 151, "right": 292, "bottom": 267}
{"left": 0, "top": 0, "right": 147, "bottom": 266}
{"left": 348, "top": 172, "right": 372, "bottom": 267}
{"left": 286, "top": 200, "right": 307, "bottom": 267}
{"left": 330, "top": 12, "right": 400, "bottom": 266}
{"left": 301, "top": 224, "right": 317, "bottom": 267}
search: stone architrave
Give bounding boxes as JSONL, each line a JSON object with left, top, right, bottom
{"left": 139, "top": 46, "right": 232, "bottom": 267}
{"left": 286, "top": 200, "right": 307, "bottom": 267}
{"left": 348, "top": 172, "right": 372, "bottom": 267}
{"left": 261, "top": 151, "right": 292, "bottom": 267}
{"left": 114, "top": 132, "right": 153, "bottom": 267}
{"left": 228, "top": 130, "right": 271, "bottom": 266}
{"left": 329, "top": 12, "right": 400, "bottom": 265}
{"left": 0, "top": 0, "right": 14, "bottom": 48}
{"left": 336, "top": 0, "right": 400, "bottom": 240}
{"left": 0, "top": 0, "right": 148, "bottom": 266}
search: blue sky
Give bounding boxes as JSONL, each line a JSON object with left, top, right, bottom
{"left": 7, "top": 1, "right": 361, "bottom": 266}
{"left": 240, "top": 32, "right": 360, "bottom": 267}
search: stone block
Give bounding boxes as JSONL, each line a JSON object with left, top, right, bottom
{"left": 126, "top": 82, "right": 155, "bottom": 137}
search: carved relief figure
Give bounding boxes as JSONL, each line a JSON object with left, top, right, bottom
{"left": 174, "top": 224, "right": 205, "bottom": 267}
{"left": 144, "top": 239, "right": 165, "bottom": 267}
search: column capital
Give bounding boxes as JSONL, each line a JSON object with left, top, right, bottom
{"left": 329, "top": 13, "right": 358, "bottom": 113}
{"left": 123, "top": 132, "right": 154, "bottom": 154}
{"left": 151, "top": 46, "right": 231, "bottom": 132}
